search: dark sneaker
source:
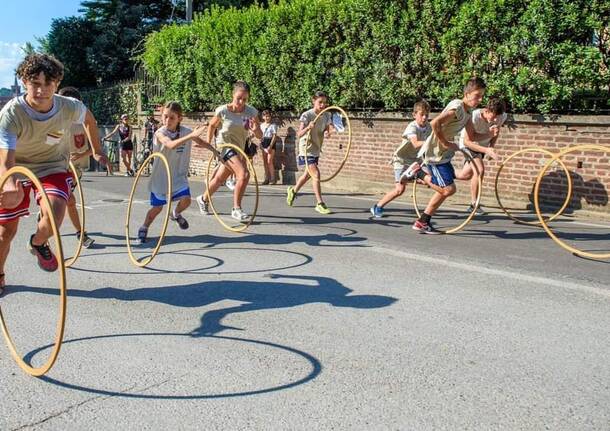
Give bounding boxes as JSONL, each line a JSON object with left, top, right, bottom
{"left": 370, "top": 204, "right": 384, "bottom": 218}
{"left": 467, "top": 204, "right": 485, "bottom": 216}
{"left": 28, "top": 235, "right": 59, "bottom": 272}
{"left": 77, "top": 231, "right": 95, "bottom": 248}
{"left": 0, "top": 273, "right": 5, "bottom": 296}
{"left": 170, "top": 212, "right": 189, "bottom": 230}
{"left": 137, "top": 226, "right": 148, "bottom": 244}
{"left": 412, "top": 220, "right": 442, "bottom": 235}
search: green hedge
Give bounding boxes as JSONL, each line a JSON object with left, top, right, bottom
{"left": 141, "top": 0, "right": 609, "bottom": 114}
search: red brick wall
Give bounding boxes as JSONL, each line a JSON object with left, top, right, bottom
{"left": 177, "top": 111, "right": 610, "bottom": 215}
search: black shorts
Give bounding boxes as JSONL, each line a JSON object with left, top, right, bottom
{"left": 120, "top": 140, "right": 133, "bottom": 152}
{"left": 261, "top": 137, "right": 274, "bottom": 150}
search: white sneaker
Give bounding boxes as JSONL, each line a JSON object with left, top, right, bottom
{"left": 196, "top": 195, "right": 210, "bottom": 215}
{"left": 225, "top": 178, "right": 236, "bottom": 191}
{"left": 231, "top": 207, "right": 249, "bottom": 222}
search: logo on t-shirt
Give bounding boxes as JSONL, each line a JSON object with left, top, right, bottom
{"left": 73, "top": 133, "right": 86, "bottom": 149}
{"left": 242, "top": 117, "right": 251, "bottom": 130}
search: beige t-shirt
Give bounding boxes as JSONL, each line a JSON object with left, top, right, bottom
{"left": 298, "top": 109, "right": 332, "bottom": 157}
{"left": 62, "top": 123, "right": 90, "bottom": 154}
{"left": 0, "top": 95, "right": 86, "bottom": 177}
{"left": 458, "top": 109, "right": 507, "bottom": 148}
{"left": 214, "top": 104, "right": 258, "bottom": 155}
{"left": 392, "top": 120, "right": 432, "bottom": 169}
{"left": 418, "top": 99, "right": 471, "bottom": 164}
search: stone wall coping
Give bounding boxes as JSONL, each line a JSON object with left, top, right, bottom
{"left": 171, "top": 110, "right": 610, "bottom": 127}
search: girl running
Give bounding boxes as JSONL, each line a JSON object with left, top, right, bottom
{"left": 196, "top": 81, "right": 262, "bottom": 222}
{"left": 137, "top": 101, "right": 212, "bottom": 243}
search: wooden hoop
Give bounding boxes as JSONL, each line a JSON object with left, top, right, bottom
{"left": 64, "top": 162, "right": 85, "bottom": 267}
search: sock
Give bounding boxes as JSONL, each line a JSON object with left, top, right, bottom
{"left": 419, "top": 212, "right": 431, "bottom": 224}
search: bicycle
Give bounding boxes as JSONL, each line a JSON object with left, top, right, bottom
{"left": 133, "top": 135, "right": 153, "bottom": 176}
{"left": 102, "top": 138, "right": 120, "bottom": 175}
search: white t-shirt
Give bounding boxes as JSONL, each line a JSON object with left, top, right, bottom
{"left": 459, "top": 109, "right": 507, "bottom": 148}
{"left": 261, "top": 122, "right": 278, "bottom": 139}
{"left": 149, "top": 125, "right": 192, "bottom": 198}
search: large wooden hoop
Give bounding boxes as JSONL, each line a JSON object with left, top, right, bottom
{"left": 534, "top": 144, "right": 610, "bottom": 260}
{"left": 125, "top": 152, "right": 172, "bottom": 267}
{"left": 64, "top": 162, "right": 85, "bottom": 267}
{"left": 0, "top": 166, "right": 67, "bottom": 376}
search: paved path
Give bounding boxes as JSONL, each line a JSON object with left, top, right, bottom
{"left": 1, "top": 173, "right": 608, "bottom": 430}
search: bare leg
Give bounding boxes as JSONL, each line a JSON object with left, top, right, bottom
{"left": 306, "top": 163, "right": 323, "bottom": 204}
{"left": 469, "top": 158, "right": 485, "bottom": 204}
{"left": 0, "top": 219, "right": 19, "bottom": 278}
{"left": 377, "top": 182, "right": 407, "bottom": 208}
{"left": 204, "top": 163, "right": 232, "bottom": 201}
{"left": 226, "top": 156, "right": 249, "bottom": 209}
{"left": 143, "top": 206, "right": 164, "bottom": 228}
{"left": 173, "top": 196, "right": 191, "bottom": 215}
{"left": 423, "top": 184, "right": 457, "bottom": 217}
{"left": 66, "top": 194, "right": 81, "bottom": 232}
{"left": 32, "top": 196, "right": 67, "bottom": 246}
{"left": 266, "top": 149, "right": 276, "bottom": 182}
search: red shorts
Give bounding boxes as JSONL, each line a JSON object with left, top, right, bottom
{"left": 0, "top": 171, "right": 74, "bottom": 224}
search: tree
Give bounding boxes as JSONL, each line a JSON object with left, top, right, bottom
{"left": 45, "top": 17, "right": 97, "bottom": 88}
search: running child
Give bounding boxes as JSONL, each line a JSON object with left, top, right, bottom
{"left": 196, "top": 81, "right": 262, "bottom": 222}
{"left": 57, "top": 86, "right": 98, "bottom": 247}
{"left": 104, "top": 113, "right": 134, "bottom": 176}
{"left": 259, "top": 109, "right": 279, "bottom": 185}
{"left": 370, "top": 100, "right": 433, "bottom": 218}
{"left": 458, "top": 97, "right": 507, "bottom": 214}
{"left": 413, "top": 77, "right": 490, "bottom": 234}
{"left": 286, "top": 91, "right": 336, "bottom": 214}
{"left": 137, "top": 101, "right": 212, "bottom": 243}
{"left": 0, "top": 54, "right": 108, "bottom": 293}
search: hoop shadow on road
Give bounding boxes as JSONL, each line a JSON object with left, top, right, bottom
{"left": 15, "top": 275, "right": 395, "bottom": 399}
{"left": 68, "top": 246, "right": 314, "bottom": 276}
{"left": 23, "top": 332, "right": 322, "bottom": 400}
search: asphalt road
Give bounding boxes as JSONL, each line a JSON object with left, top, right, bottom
{"left": 1, "top": 172, "right": 608, "bottom": 430}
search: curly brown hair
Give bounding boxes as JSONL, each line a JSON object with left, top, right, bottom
{"left": 16, "top": 54, "right": 64, "bottom": 83}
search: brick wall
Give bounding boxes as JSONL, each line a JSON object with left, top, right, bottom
{"left": 176, "top": 111, "right": 610, "bottom": 215}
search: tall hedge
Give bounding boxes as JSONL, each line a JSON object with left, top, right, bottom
{"left": 141, "top": 0, "right": 609, "bottom": 114}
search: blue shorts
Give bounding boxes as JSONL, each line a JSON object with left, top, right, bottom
{"left": 427, "top": 162, "right": 455, "bottom": 187}
{"left": 298, "top": 156, "right": 319, "bottom": 167}
{"left": 150, "top": 187, "right": 191, "bottom": 207}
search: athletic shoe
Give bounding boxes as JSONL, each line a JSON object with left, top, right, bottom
{"left": 225, "top": 178, "right": 236, "bottom": 191}
{"left": 412, "top": 220, "right": 441, "bottom": 235}
{"left": 370, "top": 204, "right": 384, "bottom": 218}
{"left": 124, "top": 172, "right": 131, "bottom": 177}
{"left": 0, "top": 274, "right": 5, "bottom": 296}
{"left": 77, "top": 231, "right": 95, "bottom": 248}
{"left": 401, "top": 161, "right": 421, "bottom": 181}
{"left": 315, "top": 202, "right": 332, "bottom": 215}
{"left": 28, "top": 235, "right": 58, "bottom": 272}
{"left": 137, "top": 226, "right": 148, "bottom": 244}
{"left": 231, "top": 207, "right": 249, "bottom": 222}
{"left": 170, "top": 212, "right": 189, "bottom": 230}
{"left": 467, "top": 204, "right": 485, "bottom": 216}
{"left": 286, "top": 186, "right": 296, "bottom": 206}
{"left": 196, "top": 195, "right": 210, "bottom": 215}
{"left": 261, "top": 179, "right": 270, "bottom": 185}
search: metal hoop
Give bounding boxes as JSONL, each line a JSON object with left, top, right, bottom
{"left": 64, "top": 162, "right": 85, "bottom": 267}
{"left": 205, "top": 143, "right": 259, "bottom": 233}
{"left": 125, "top": 152, "right": 172, "bottom": 267}
{"left": 0, "top": 166, "right": 67, "bottom": 376}
{"left": 303, "top": 106, "right": 352, "bottom": 183}
{"left": 534, "top": 144, "right": 610, "bottom": 260}
{"left": 412, "top": 152, "right": 483, "bottom": 234}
